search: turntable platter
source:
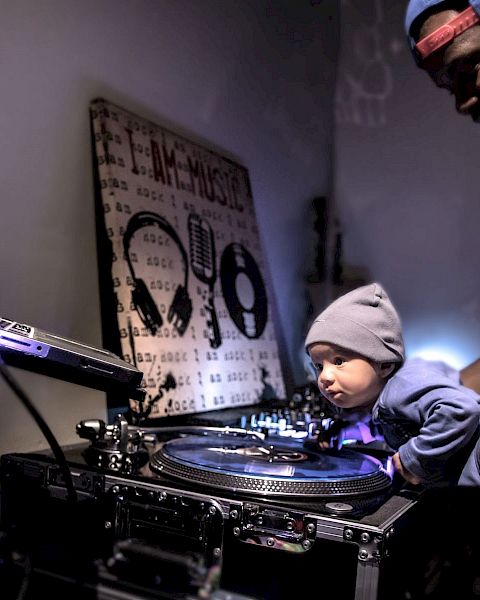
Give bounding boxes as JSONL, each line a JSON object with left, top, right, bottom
{"left": 150, "top": 436, "right": 391, "bottom": 497}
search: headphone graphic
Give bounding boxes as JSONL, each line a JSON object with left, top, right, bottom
{"left": 123, "top": 211, "right": 193, "bottom": 336}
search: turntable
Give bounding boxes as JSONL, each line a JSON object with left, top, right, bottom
{"left": 1, "top": 413, "right": 429, "bottom": 600}
{"left": 149, "top": 433, "right": 391, "bottom": 498}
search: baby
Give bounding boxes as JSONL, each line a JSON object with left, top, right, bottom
{"left": 305, "top": 283, "right": 480, "bottom": 487}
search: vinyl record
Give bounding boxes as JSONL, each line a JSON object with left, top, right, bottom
{"left": 150, "top": 435, "right": 391, "bottom": 497}
{"left": 220, "top": 243, "right": 268, "bottom": 339}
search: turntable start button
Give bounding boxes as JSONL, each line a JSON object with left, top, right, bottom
{"left": 325, "top": 502, "right": 354, "bottom": 514}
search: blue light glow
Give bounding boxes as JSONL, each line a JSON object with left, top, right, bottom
{"left": 404, "top": 316, "right": 479, "bottom": 371}
{"left": 408, "top": 345, "right": 469, "bottom": 370}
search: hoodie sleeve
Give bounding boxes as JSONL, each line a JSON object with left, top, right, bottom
{"left": 383, "top": 360, "right": 480, "bottom": 484}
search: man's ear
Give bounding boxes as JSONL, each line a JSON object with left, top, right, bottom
{"left": 380, "top": 362, "right": 395, "bottom": 379}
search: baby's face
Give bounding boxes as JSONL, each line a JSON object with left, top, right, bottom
{"left": 308, "top": 343, "right": 389, "bottom": 410}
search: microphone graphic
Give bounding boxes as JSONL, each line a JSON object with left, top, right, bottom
{"left": 188, "top": 213, "right": 222, "bottom": 349}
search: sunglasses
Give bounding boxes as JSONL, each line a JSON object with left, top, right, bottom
{"left": 432, "top": 53, "right": 480, "bottom": 90}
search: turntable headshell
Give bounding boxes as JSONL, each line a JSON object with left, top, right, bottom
{"left": 76, "top": 413, "right": 271, "bottom": 474}
{"left": 76, "top": 413, "right": 154, "bottom": 473}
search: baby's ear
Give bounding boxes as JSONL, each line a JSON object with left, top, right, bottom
{"left": 380, "top": 362, "right": 395, "bottom": 378}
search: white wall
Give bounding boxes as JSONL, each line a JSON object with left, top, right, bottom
{"left": 0, "top": 0, "right": 338, "bottom": 453}
{"left": 333, "top": 1, "right": 480, "bottom": 370}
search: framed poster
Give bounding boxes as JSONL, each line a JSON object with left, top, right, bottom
{"left": 90, "top": 98, "right": 285, "bottom": 420}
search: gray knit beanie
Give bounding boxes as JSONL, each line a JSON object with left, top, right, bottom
{"left": 305, "top": 283, "right": 405, "bottom": 363}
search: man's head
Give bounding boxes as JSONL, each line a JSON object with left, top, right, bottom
{"left": 405, "top": 1, "right": 480, "bottom": 120}
{"left": 305, "top": 283, "right": 405, "bottom": 409}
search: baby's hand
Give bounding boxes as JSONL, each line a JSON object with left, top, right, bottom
{"left": 392, "top": 452, "right": 422, "bottom": 485}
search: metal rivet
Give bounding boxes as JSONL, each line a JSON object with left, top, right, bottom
{"left": 344, "top": 528, "right": 354, "bottom": 540}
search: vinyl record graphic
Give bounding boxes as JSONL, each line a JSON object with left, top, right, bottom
{"left": 150, "top": 435, "right": 392, "bottom": 497}
{"left": 220, "top": 243, "right": 268, "bottom": 339}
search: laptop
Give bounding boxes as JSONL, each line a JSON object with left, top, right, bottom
{"left": 0, "top": 318, "right": 145, "bottom": 400}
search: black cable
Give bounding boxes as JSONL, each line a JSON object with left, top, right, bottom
{"left": 13, "top": 554, "right": 31, "bottom": 600}
{"left": 0, "top": 356, "right": 78, "bottom": 504}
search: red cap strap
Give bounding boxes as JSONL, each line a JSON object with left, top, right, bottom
{"left": 415, "top": 6, "right": 480, "bottom": 61}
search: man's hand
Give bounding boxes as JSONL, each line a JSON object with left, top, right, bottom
{"left": 392, "top": 452, "right": 422, "bottom": 485}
